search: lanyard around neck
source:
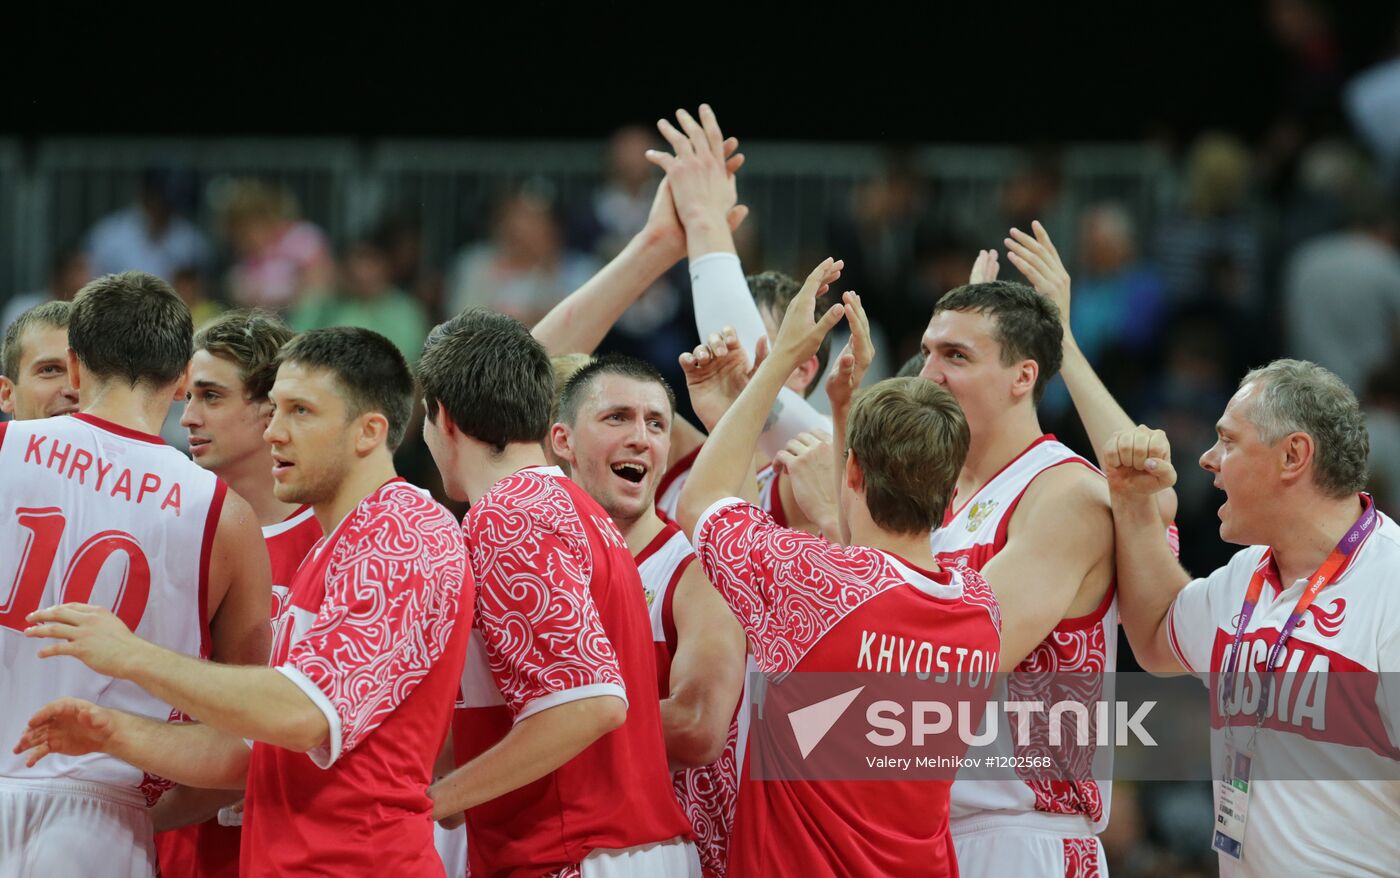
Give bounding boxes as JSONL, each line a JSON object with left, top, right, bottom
{"left": 1221, "top": 494, "right": 1375, "bottom": 718}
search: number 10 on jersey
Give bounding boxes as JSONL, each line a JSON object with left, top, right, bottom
{"left": 1, "top": 507, "right": 152, "bottom": 632}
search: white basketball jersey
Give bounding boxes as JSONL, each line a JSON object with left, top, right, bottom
{"left": 0, "top": 415, "right": 221, "bottom": 801}
{"left": 929, "top": 435, "right": 1117, "bottom": 834}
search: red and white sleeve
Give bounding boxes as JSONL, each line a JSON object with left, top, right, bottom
{"left": 278, "top": 496, "right": 468, "bottom": 767}
{"left": 471, "top": 503, "right": 626, "bottom": 721}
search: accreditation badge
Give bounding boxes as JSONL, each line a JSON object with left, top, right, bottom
{"left": 1212, "top": 739, "right": 1252, "bottom": 861}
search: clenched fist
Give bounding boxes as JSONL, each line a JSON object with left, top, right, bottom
{"left": 1103, "top": 425, "right": 1177, "bottom": 496}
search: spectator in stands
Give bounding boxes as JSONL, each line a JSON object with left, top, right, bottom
{"left": 1072, "top": 203, "right": 1166, "bottom": 366}
{"left": 1284, "top": 188, "right": 1400, "bottom": 392}
{"left": 220, "top": 179, "right": 334, "bottom": 311}
{"left": 444, "top": 184, "right": 599, "bottom": 326}
{"left": 291, "top": 238, "right": 429, "bottom": 363}
{"left": 574, "top": 125, "right": 665, "bottom": 258}
{"left": 1155, "top": 133, "right": 1261, "bottom": 310}
{"left": 374, "top": 208, "right": 446, "bottom": 323}
{"left": 172, "top": 264, "right": 224, "bottom": 330}
{"left": 0, "top": 245, "right": 90, "bottom": 332}
{"left": 86, "top": 167, "right": 210, "bottom": 281}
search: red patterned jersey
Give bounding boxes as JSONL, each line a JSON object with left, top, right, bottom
{"left": 455, "top": 467, "right": 692, "bottom": 878}
{"left": 156, "top": 505, "right": 323, "bottom": 878}
{"left": 635, "top": 521, "right": 740, "bottom": 878}
{"left": 693, "top": 497, "right": 1001, "bottom": 877}
{"left": 242, "top": 479, "right": 472, "bottom": 876}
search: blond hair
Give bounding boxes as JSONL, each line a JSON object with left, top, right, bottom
{"left": 847, "top": 378, "right": 969, "bottom": 534}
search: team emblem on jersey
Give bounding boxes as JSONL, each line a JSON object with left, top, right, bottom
{"left": 966, "top": 499, "right": 998, "bottom": 531}
{"left": 643, "top": 587, "right": 656, "bottom": 608}
{"left": 1298, "top": 598, "right": 1346, "bottom": 638}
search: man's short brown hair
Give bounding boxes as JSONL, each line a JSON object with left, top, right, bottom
{"left": 194, "top": 310, "right": 294, "bottom": 401}
{"left": 847, "top": 377, "right": 970, "bottom": 534}
{"left": 68, "top": 272, "right": 193, "bottom": 388}
{"left": 934, "top": 281, "right": 1063, "bottom": 404}
{"left": 2, "top": 300, "right": 71, "bottom": 381}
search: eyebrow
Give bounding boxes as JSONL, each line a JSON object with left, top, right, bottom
{"left": 28, "top": 356, "right": 65, "bottom": 369}
{"left": 194, "top": 379, "right": 233, "bottom": 391}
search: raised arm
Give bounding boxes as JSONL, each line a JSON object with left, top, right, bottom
{"left": 1003, "top": 221, "right": 1178, "bottom": 526}
{"left": 15, "top": 698, "right": 251, "bottom": 790}
{"left": 531, "top": 150, "right": 747, "bottom": 358}
{"left": 648, "top": 104, "right": 830, "bottom": 458}
{"left": 1103, "top": 425, "right": 1191, "bottom": 674}
{"left": 659, "top": 562, "right": 746, "bottom": 769}
{"left": 677, "top": 258, "right": 845, "bottom": 538}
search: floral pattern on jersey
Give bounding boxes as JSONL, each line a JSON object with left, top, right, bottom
{"left": 1011, "top": 623, "right": 1109, "bottom": 823}
{"left": 1063, "top": 837, "right": 1100, "bottom": 877}
{"left": 287, "top": 483, "right": 468, "bottom": 757}
{"left": 465, "top": 471, "right": 626, "bottom": 715}
{"left": 675, "top": 717, "right": 740, "bottom": 878}
{"left": 696, "top": 500, "right": 910, "bottom": 675}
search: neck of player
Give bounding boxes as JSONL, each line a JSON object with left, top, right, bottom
{"left": 620, "top": 507, "right": 667, "bottom": 557}
{"left": 956, "top": 405, "right": 1043, "bottom": 500}
{"left": 846, "top": 503, "right": 941, "bottom": 572}
{"left": 315, "top": 453, "right": 399, "bottom": 535}
{"left": 223, "top": 450, "right": 303, "bottom": 527}
{"left": 80, "top": 381, "right": 179, "bottom": 440}
{"left": 463, "top": 442, "right": 548, "bottom": 504}
{"left": 1270, "top": 491, "right": 1365, "bottom": 587}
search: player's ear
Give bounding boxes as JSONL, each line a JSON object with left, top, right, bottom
{"left": 792, "top": 354, "right": 821, "bottom": 393}
{"left": 66, "top": 349, "right": 83, "bottom": 391}
{"left": 171, "top": 362, "right": 193, "bottom": 402}
{"left": 0, "top": 376, "right": 15, "bottom": 415}
{"left": 845, "top": 448, "right": 864, "bottom": 493}
{"left": 548, "top": 422, "right": 574, "bottom": 464}
{"left": 1278, "top": 431, "right": 1315, "bottom": 487}
{"left": 356, "top": 411, "right": 391, "bottom": 454}
{"left": 1009, "top": 359, "right": 1038, "bottom": 402}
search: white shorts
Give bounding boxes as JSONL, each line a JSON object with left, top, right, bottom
{"left": 575, "top": 837, "right": 700, "bottom": 878}
{"left": 435, "top": 822, "right": 467, "bottom": 877}
{"left": 953, "top": 822, "right": 1106, "bottom": 878}
{"left": 0, "top": 779, "right": 155, "bottom": 878}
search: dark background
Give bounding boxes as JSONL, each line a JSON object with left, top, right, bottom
{"left": 4, "top": 1, "right": 1395, "bottom": 142}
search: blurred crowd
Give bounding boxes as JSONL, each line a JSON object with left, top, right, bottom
{"left": 4, "top": 4, "right": 1399, "bottom": 875}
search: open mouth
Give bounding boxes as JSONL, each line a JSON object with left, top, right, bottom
{"left": 272, "top": 454, "right": 296, "bottom": 475}
{"left": 610, "top": 462, "right": 647, "bottom": 484}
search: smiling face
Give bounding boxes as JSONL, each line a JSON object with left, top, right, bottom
{"left": 1199, "top": 382, "right": 1281, "bottom": 546}
{"left": 553, "top": 374, "right": 672, "bottom": 530}
{"left": 180, "top": 350, "right": 273, "bottom": 475}
{"left": 917, "top": 308, "right": 1029, "bottom": 439}
{"left": 263, "top": 362, "right": 360, "bottom": 508}
{"left": 0, "top": 324, "right": 79, "bottom": 420}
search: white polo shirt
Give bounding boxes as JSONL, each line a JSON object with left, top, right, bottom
{"left": 1167, "top": 499, "right": 1400, "bottom": 877}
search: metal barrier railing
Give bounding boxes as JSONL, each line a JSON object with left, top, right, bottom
{"left": 0, "top": 138, "right": 1179, "bottom": 298}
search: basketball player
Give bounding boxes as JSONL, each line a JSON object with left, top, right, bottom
{"left": 0, "top": 300, "right": 79, "bottom": 420}
{"left": 417, "top": 308, "right": 697, "bottom": 877}
{"left": 156, "top": 310, "right": 321, "bottom": 878}
{"left": 675, "top": 259, "right": 1001, "bottom": 875}
{"left": 0, "top": 272, "right": 270, "bottom": 877}
{"left": 550, "top": 354, "right": 746, "bottom": 877}
{"left": 16, "top": 327, "right": 471, "bottom": 876}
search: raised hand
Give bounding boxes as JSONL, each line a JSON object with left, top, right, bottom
{"left": 645, "top": 105, "right": 742, "bottom": 236}
{"left": 969, "top": 249, "right": 1001, "bottom": 284}
{"left": 25, "top": 603, "right": 148, "bottom": 678}
{"left": 1005, "top": 220, "right": 1070, "bottom": 326}
{"left": 679, "top": 327, "right": 753, "bottom": 432}
{"left": 1103, "top": 425, "right": 1177, "bottom": 496}
{"left": 825, "top": 290, "right": 873, "bottom": 419}
{"left": 771, "top": 258, "right": 846, "bottom": 368}
{"left": 773, "top": 430, "right": 841, "bottom": 538}
{"left": 13, "top": 697, "right": 117, "bottom": 767}
{"left": 641, "top": 157, "right": 750, "bottom": 265}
